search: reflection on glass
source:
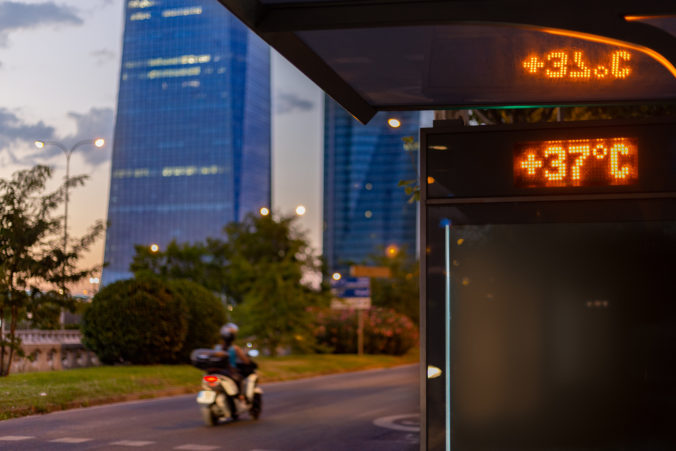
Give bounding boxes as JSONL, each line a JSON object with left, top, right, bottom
{"left": 443, "top": 221, "right": 675, "bottom": 449}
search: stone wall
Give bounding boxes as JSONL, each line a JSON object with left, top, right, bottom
{"left": 7, "top": 330, "right": 100, "bottom": 373}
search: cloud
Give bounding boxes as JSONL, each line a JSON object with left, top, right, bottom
{"left": 61, "top": 107, "right": 115, "bottom": 166}
{"left": 0, "top": 108, "right": 55, "bottom": 164}
{"left": 0, "top": 107, "right": 114, "bottom": 168}
{"left": 90, "top": 48, "right": 116, "bottom": 65}
{"left": 275, "top": 92, "right": 315, "bottom": 115}
{"left": 0, "top": 1, "right": 83, "bottom": 47}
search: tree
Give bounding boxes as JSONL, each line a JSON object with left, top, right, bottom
{"left": 81, "top": 277, "right": 188, "bottom": 364}
{"left": 168, "top": 279, "right": 226, "bottom": 362}
{"left": 225, "top": 213, "right": 329, "bottom": 355}
{"left": 128, "top": 211, "right": 329, "bottom": 355}
{"left": 0, "top": 165, "right": 103, "bottom": 376}
{"left": 130, "top": 239, "right": 228, "bottom": 296}
{"left": 369, "top": 246, "right": 420, "bottom": 324}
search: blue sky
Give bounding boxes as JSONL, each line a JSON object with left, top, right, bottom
{"left": 0, "top": 0, "right": 324, "bottom": 288}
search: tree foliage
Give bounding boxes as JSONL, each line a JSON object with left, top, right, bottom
{"left": 312, "top": 307, "right": 418, "bottom": 355}
{"left": 369, "top": 246, "right": 420, "bottom": 324}
{"left": 129, "top": 212, "right": 329, "bottom": 356}
{"left": 82, "top": 277, "right": 189, "bottom": 364}
{"left": 130, "top": 239, "right": 228, "bottom": 296}
{"left": 0, "top": 165, "right": 103, "bottom": 376}
{"left": 225, "top": 213, "right": 329, "bottom": 355}
{"left": 168, "top": 279, "right": 226, "bottom": 362}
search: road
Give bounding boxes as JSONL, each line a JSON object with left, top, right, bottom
{"left": 0, "top": 364, "right": 419, "bottom": 450}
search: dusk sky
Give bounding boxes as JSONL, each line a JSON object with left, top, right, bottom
{"left": 0, "top": 0, "right": 325, "bottom": 292}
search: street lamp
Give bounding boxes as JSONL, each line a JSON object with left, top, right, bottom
{"left": 34, "top": 138, "right": 105, "bottom": 287}
{"left": 149, "top": 243, "right": 160, "bottom": 253}
{"left": 295, "top": 205, "right": 306, "bottom": 216}
{"left": 385, "top": 244, "right": 399, "bottom": 258}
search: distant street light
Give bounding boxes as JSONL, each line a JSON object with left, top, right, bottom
{"left": 259, "top": 207, "right": 270, "bottom": 216}
{"left": 385, "top": 244, "right": 399, "bottom": 258}
{"left": 387, "top": 118, "right": 401, "bottom": 128}
{"left": 34, "top": 138, "right": 105, "bottom": 291}
{"left": 149, "top": 243, "right": 160, "bottom": 253}
{"left": 295, "top": 205, "right": 306, "bottom": 216}
{"left": 332, "top": 272, "right": 342, "bottom": 281}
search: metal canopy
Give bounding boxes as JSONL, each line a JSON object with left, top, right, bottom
{"left": 218, "top": 0, "right": 676, "bottom": 123}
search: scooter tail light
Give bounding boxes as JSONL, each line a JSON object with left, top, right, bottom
{"left": 203, "top": 375, "right": 219, "bottom": 386}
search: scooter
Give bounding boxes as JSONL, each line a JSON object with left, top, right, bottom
{"left": 190, "top": 348, "right": 263, "bottom": 426}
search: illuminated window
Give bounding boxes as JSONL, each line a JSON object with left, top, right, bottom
{"left": 130, "top": 12, "right": 151, "bottom": 21}
{"left": 147, "top": 67, "right": 200, "bottom": 79}
{"left": 162, "top": 165, "right": 223, "bottom": 177}
{"left": 113, "top": 168, "right": 150, "bottom": 178}
{"left": 128, "top": 0, "right": 154, "bottom": 8}
{"left": 148, "top": 54, "right": 210, "bottom": 67}
{"left": 162, "top": 7, "right": 202, "bottom": 17}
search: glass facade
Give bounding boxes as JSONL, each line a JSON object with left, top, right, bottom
{"left": 102, "top": 0, "right": 270, "bottom": 284}
{"left": 323, "top": 96, "right": 422, "bottom": 273}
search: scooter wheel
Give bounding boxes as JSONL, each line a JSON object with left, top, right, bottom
{"left": 201, "top": 406, "right": 218, "bottom": 426}
{"left": 250, "top": 393, "right": 262, "bottom": 420}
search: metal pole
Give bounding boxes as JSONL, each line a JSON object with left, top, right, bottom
{"left": 357, "top": 309, "right": 364, "bottom": 355}
{"left": 64, "top": 150, "right": 71, "bottom": 268}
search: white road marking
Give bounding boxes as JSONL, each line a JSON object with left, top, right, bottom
{"left": 0, "top": 436, "right": 34, "bottom": 441}
{"left": 174, "top": 445, "right": 220, "bottom": 450}
{"left": 50, "top": 437, "right": 93, "bottom": 443}
{"left": 110, "top": 440, "right": 156, "bottom": 447}
{"left": 373, "top": 413, "right": 420, "bottom": 432}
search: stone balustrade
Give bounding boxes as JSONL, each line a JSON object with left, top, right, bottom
{"left": 5, "top": 329, "right": 100, "bottom": 373}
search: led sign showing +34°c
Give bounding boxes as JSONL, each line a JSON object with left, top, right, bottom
{"left": 514, "top": 137, "right": 638, "bottom": 188}
{"left": 523, "top": 49, "right": 632, "bottom": 80}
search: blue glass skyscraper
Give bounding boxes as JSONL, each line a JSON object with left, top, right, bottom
{"left": 102, "top": 0, "right": 270, "bottom": 284}
{"left": 323, "top": 97, "right": 421, "bottom": 274}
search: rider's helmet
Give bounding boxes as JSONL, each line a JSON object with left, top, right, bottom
{"left": 220, "top": 322, "right": 238, "bottom": 346}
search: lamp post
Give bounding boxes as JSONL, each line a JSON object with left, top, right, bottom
{"left": 34, "top": 138, "right": 105, "bottom": 287}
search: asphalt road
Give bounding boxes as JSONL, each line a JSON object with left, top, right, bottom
{"left": 0, "top": 364, "right": 419, "bottom": 450}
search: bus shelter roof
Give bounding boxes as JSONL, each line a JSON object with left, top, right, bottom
{"left": 217, "top": 0, "right": 676, "bottom": 123}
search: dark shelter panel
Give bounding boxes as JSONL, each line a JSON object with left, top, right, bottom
{"left": 423, "top": 119, "right": 676, "bottom": 450}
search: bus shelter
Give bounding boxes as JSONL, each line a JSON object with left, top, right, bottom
{"left": 218, "top": 1, "right": 676, "bottom": 449}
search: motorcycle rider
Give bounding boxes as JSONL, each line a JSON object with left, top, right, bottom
{"left": 216, "top": 323, "right": 251, "bottom": 388}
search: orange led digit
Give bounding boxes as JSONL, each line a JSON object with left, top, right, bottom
{"left": 545, "top": 52, "right": 568, "bottom": 78}
{"left": 514, "top": 137, "right": 638, "bottom": 188}
{"left": 610, "top": 50, "right": 631, "bottom": 78}
{"left": 610, "top": 141, "right": 631, "bottom": 179}
{"left": 570, "top": 51, "right": 591, "bottom": 79}
{"left": 544, "top": 145, "right": 566, "bottom": 181}
{"left": 523, "top": 49, "right": 633, "bottom": 81}
{"left": 568, "top": 142, "right": 591, "bottom": 180}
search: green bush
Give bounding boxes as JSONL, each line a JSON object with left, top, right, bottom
{"left": 312, "top": 307, "right": 418, "bottom": 355}
{"left": 168, "top": 279, "right": 226, "bottom": 362}
{"left": 82, "top": 278, "right": 188, "bottom": 364}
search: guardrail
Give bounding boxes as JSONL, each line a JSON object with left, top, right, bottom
{"left": 7, "top": 330, "right": 100, "bottom": 373}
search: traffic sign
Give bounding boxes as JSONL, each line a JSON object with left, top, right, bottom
{"left": 330, "top": 297, "right": 371, "bottom": 310}
{"left": 330, "top": 277, "right": 371, "bottom": 310}
{"left": 349, "top": 265, "right": 391, "bottom": 278}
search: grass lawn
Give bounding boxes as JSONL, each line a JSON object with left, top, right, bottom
{"left": 0, "top": 350, "right": 418, "bottom": 420}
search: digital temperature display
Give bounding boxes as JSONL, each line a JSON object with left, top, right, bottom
{"left": 514, "top": 137, "right": 638, "bottom": 188}
{"left": 523, "top": 49, "right": 632, "bottom": 80}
